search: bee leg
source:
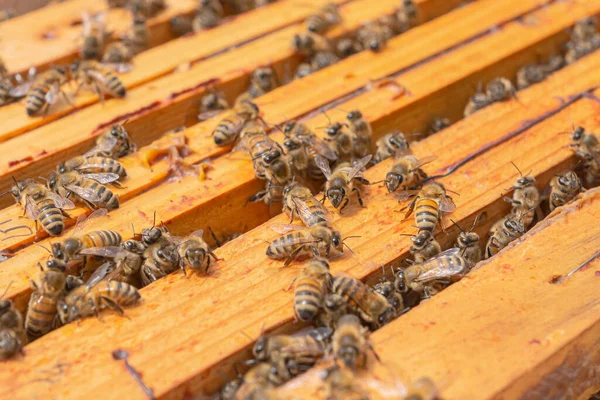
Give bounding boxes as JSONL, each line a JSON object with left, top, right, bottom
{"left": 93, "top": 82, "right": 105, "bottom": 105}
{"left": 367, "top": 342, "right": 381, "bottom": 363}
{"left": 285, "top": 276, "right": 298, "bottom": 291}
{"left": 208, "top": 250, "right": 223, "bottom": 262}
{"left": 339, "top": 197, "right": 350, "bottom": 213}
{"left": 283, "top": 246, "right": 305, "bottom": 267}
{"left": 60, "top": 89, "right": 74, "bottom": 107}
{"left": 82, "top": 199, "right": 97, "bottom": 210}
{"left": 353, "top": 187, "right": 365, "bottom": 207}
{"left": 101, "top": 296, "right": 128, "bottom": 319}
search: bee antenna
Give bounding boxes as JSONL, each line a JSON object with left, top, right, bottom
{"left": 568, "top": 116, "right": 575, "bottom": 131}
{"left": 0, "top": 281, "right": 13, "bottom": 300}
{"left": 398, "top": 233, "right": 413, "bottom": 237}
{"left": 151, "top": 211, "right": 157, "bottom": 230}
{"left": 470, "top": 214, "right": 481, "bottom": 232}
{"left": 258, "top": 322, "right": 266, "bottom": 338}
{"left": 11, "top": 176, "right": 18, "bottom": 185}
{"left": 320, "top": 108, "right": 332, "bottom": 124}
{"left": 34, "top": 242, "right": 51, "bottom": 254}
{"left": 240, "top": 330, "right": 253, "bottom": 341}
{"left": 342, "top": 242, "right": 356, "bottom": 257}
{"left": 446, "top": 189, "right": 460, "bottom": 196}
{"left": 450, "top": 219, "right": 465, "bottom": 233}
{"left": 510, "top": 161, "right": 524, "bottom": 177}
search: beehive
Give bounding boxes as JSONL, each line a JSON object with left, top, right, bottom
{"left": 0, "top": 0, "right": 600, "bottom": 398}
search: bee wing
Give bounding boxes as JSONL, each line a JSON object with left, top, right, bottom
{"left": 46, "top": 192, "right": 75, "bottom": 210}
{"left": 84, "top": 136, "right": 118, "bottom": 157}
{"left": 24, "top": 195, "right": 40, "bottom": 220}
{"left": 292, "top": 196, "right": 334, "bottom": 226}
{"left": 314, "top": 155, "right": 332, "bottom": 180}
{"left": 312, "top": 139, "right": 338, "bottom": 161}
{"left": 45, "top": 84, "right": 60, "bottom": 105}
{"left": 188, "top": 229, "right": 205, "bottom": 238}
{"left": 79, "top": 245, "right": 126, "bottom": 258}
{"left": 347, "top": 154, "right": 373, "bottom": 181}
{"left": 103, "top": 63, "right": 133, "bottom": 74}
{"left": 270, "top": 223, "right": 307, "bottom": 234}
{"left": 413, "top": 248, "right": 465, "bottom": 283}
{"left": 79, "top": 172, "right": 120, "bottom": 184}
{"left": 64, "top": 184, "right": 103, "bottom": 203}
{"left": 439, "top": 196, "right": 457, "bottom": 213}
{"left": 413, "top": 155, "right": 437, "bottom": 170}
{"left": 197, "top": 110, "right": 223, "bottom": 121}
{"left": 85, "top": 261, "right": 113, "bottom": 288}
{"left": 9, "top": 82, "right": 31, "bottom": 98}
{"left": 395, "top": 189, "right": 420, "bottom": 202}
{"left": 392, "top": 148, "right": 412, "bottom": 160}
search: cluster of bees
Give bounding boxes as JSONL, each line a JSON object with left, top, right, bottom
{"left": 291, "top": 1, "right": 418, "bottom": 80}
{"left": 464, "top": 17, "right": 600, "bottom": 117}
{"left": 170, "top": 0, "right": 278, "bottom": 37}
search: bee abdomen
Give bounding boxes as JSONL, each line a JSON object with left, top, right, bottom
{"left": 91, "top": 181, "right": 119, "bottom": 210}
{"left": 37, "top": 199, "right": 64, "bottom": 236}
{"left": 105, "top": 73, "right": 126, "bottom": 97}
{"left": 26, "top": 86, "right": 49, "bottom": 116}
{"left": 84, "top": 230, "right": 122, "bottom": 248}
{"left": 415, "top": 199, "right": 439, "bottom": 232}
{"left": 26, "top": 295, "right": 58, "bottom": 338}
{"left": 100, "top": 281, "right": 140, "bottom": 305}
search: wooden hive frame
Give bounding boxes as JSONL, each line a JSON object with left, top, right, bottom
{"left": 1, "top": 0, "right": 600, "bottom": 399}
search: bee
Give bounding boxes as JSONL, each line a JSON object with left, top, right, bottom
{"left": 102, "top": 42, "right": 135, "bottom": 73}
{"left": 319, "top": 293, "right": 348, "bottom": 329}
{"left": 198, "top": 88, "right": 229, "bottom": 117}
{"left": 253, "top": 327, "right": 332, "bottom": 380}
{"left": 234, "top": 362, "right": 282, "bottom": 400}
{"left": 323, "top": 120, "right": 354, "bottom": 161}
{"left": 373, "top": 131, "right": 409, "bottom": 164}
{"left": 548, "top": 170, "right": 583, "bottom": 212}
{"left": 345, "top": 110, "right": 372, "bottom": 158}
{"left": 485, "top": 77, "right": 517, "bottom": 103}
{"left": 336, "top": 37, "right": 363, "bottom": 58}
{"left": 0, "top": 284, "right": 27, "bottom": 360}
{"left": 310, "top": 51, "right": 340, "bottom": 71}
{"left": 140, "top": 240, "right": 180, "bottom": 285}
{"left": 80, "top": 12, "right": 109, "bottom": 60}
{"left": 569, "top": 125, "right": 600, "bottom": 167}
{"left": 516, "top": 64, "right": 547, "bottom": 90}
{"left": 401, "top": 182, "right": 456, "bottom": 234}
{"left": 26, "top": 260, "right": 67, "bottom": 339}
{"left": 73, "top": 60, "right": 126, "bottom": 101}
{"left": 292, "top": 31, "right": 333, "bottom": 56}
{"left": 305, "top": 3, "right": 340, "bottom": 33}
{"left": 571, "top": 17, "right": 599, "bottom": 43}
{"left": 172, "top": 229, "right": 221, "bottom": 274}
{"left": 321, "top": 364, "right": 369, "bottom": 400}
{"left": 193, "top": 0, "right": 224, "bottom": 31}
{"left": 404, "top": 230, "right": 441, "bottom": 263}
{"left": 134, "top": 0, "right": 166, "bottom": 18}
{"left": 170, "top": 15, "right": 193, "bottom": 37}
{"left": 49, "top": 171, "right": 120, "bottom": 210}
{"left": 503, "top": 164, "right": 540, "bottom": 229}
{"left": 8, "top": 177, "right": 74, "bottom": 236}
{"left": 543, "top": 54, "right": 565, "bottom": 75}
{"left": 294, "top": 62, "right": 314, "bottom": 79}
{"left": 85, "top": 123, "right": 137, "bottom": 159}
{"left": 453, "top": 217, "right": 482, "bottom": 268}
{"left": 396, "top": 247, "right": 469, "bottom": 299}
{"left": 79, "top": 246, "right": 143, "bottom": 287}
{"left": 23, "top": 66, "right": 71, "bottom": 116}
{"left": 565, "top": 38, "right": 600, "bottom": 65}
{"left": 382, "top": 152, "right": 432, "bottom": 194}
{"left": 233, "top": 121, "right": 285, "bottom": 180}
{"left": 246, "top": 67, "right": 279, "bottom": 99}
{"left": 372, "top": 266, "right": 405, "bottom": 315}
{"left": 247, "top": 180, "right": 286, "bottom": 208}
{"left": 464, "top": 86, "right": 491, "bottom": 117}
{"left": 316, "top": 154, "right": 372, "bottom": 212}
{"left": 58, "top": 155, "right": 127, "bottom": 179}
{"left": 428, "top": 117, "right": 451, "bottom": 135}
{"left": 57, "top": 262, "right": 141, "bottom": 323}
{"left": 357, "top": 18, "right": 395, "bottom": 52}
{"left": 282, "top": 121, "right": 337, "bottom": 180}
{"left": 292, "top": 257, "right": 331, "bottom": 322}
{"left": 223, "top": 0, "right": 255, "bottom": 14}
{"left": 485, "top": 212, "right": 526, "bottom": 259}
{"left": 122, "top": 8, "right": 151, "bottom": 55}
{"left": 331, "top": 314, "right": 373, "bottom": 370}
{"left": 282, "top": 182, "right": 332, "bottom": 227}
{"left": 396, "top": 0, "right": 418, "bottom": 32}
{"left": 213, "top": 98, "right": 259, "bottom": 146}
{"left": 266, "top": 224, "right": 343, "bottom": 266}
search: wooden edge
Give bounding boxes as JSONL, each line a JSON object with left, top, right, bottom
{"left": 0, "top": 88, "right": 596, "bottom": 398}
{"left": 0, "top": 0, "right": 597, "bottom": 254}
{"left": 275, "top": 187, "right": 600, "bottom": 400}
{"left": 0, "top": 0, "right": 558, "bottom": 208}
{"left": 0, "top": 0, "right": 359, "bottom": 143}
{"left": 0, "top": 0, "right": 198, "bottom": 75}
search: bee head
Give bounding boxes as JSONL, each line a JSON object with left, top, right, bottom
{"left": 572, "top": 126, "right": 585, "bottom": 141}
{"left": 51, "top": 243, "right": 66, "bottom": 261}
{"left": 327, "top": 187, "right": 346, "bottom": 208}
{"left": 515, "top": 176, "right": 535, "bottom": 188}
{"left": 252, "top": 336, "right": 269, "bottom": 361}
{"left": 45, "top": 258, "right": 66, "bottom": 272}
{"left": 346, "top": 110, "right": 362, "bottom": 122}
{"left": 142, "top": 227, "right": 162, "bottom": 246}
{"left": 384, "top": 172, "right": 402, "bottom": 193}
{"left": 369, "top": 40, "right": 382, "bottom": 51}
{"left": 331, "top": 230, "right": 343, "bottom": 252}
{"left": 0, "top": 300, "right": 11, "bottom": 314}
{"left": 504, "top": 218, "right": 524, "bottom": 234}
{"left": 394, "top": 269, "right": 407, "bottom": 293}
{"left": 389, "top": 133, "right": 407, "bottom": 148}
{"left": 325, "top": 122, "right": 343, "bottom": 137}
{"left": 262, "top": 149, "right": 282, "bottom": 164}
{"left": 186, "top": 247, "right": 206, "bottom": 266}
{"left": 283, "top": 121, "right": 296, "bottom": 135}
{"left": 282, "top": 137, "right": 301, "bottom": 151}
{"left": 374, "top": 281, "right": 394, "bottom": 298}
{"left": 458, "top": 231, "right": 479, "bottom": 247}
{"left": 411, "top": 230, "right": 431, "bottom": 247}
{"left": 57, "top": 300, "right": 73, "bottom": 324}
{"left": 56, "top": 162, "right": 69, "bottom": 174}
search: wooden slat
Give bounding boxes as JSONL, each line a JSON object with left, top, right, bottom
{"left": 0, "top": 0, "right": 197, "bottom": 74}
{"left": 0, "top": 0, "right": 551, "bottom": 208}
{"left": 277, "top": 188, "right": 600, "bottom": 400}
{"left": 0, "top": 0, "right": 359, "bottom": 143}
{"left": 0, "top": 0, "right": 596, "bottom": 254}
{"left": 0, "top": 60, "right": 598, "bottom": 399}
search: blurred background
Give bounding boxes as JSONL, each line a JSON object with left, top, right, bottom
{"left": 0, "top": 0, "right": 53, "bottom": 16}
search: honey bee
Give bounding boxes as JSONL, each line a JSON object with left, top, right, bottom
{"left": 292, "top": 257, "right": 331, "bottom": 322}
{"left": 79, "top": 246, "right": 143, "bottom": 286}
{"left": 213, "top": 98, "right": 259, "bottom": 146}
{"left": 321, "top": 364, "right": 369, "bottom": 400}
{"left": 373, "top": 131, "right": 409, "bottom": 164}
{"left": 234, "top": 362, "right": 282, "bottom": 400}
{"left": 247, "top": 181, "right": 285, "bottom": 208}
{"left": 292, "top": 32, "right": 333, "bottom": 56}
{"left": 170, "top": 15, "right": 193, "bottom": 37}
{"left": 134, "top": 0, "right": 166, "bottom": 18}
{"left": 80, "top": 12, "right": 109, "bottom": 60}
{"left": 72, "top": 60, "right": 127, "bottom": 102}
{"left": 102, "top": 42, "right": 135, "bottom": 73}
{"left": 345, "top": 110, "right": 372, "bottom": 158}
{"left": 331, "top": 273, "right": 394, "bottom": 328}
{"left": 428, "top": 117, "right": 451, "bottom": 135}
{"left": 0, "top": 289, "right": 26, "bottom": 360}
{"left": 305, "top": 3, "right": 340, "bottom": 33}
{"left": 372, "top": 266, "right": 405, "bottom": 314}
{"left": 565, "top": 38, "right": 600, "bottom": 64}
{"left": 193, "top": 0, "right": 224, "bottom": 31}
{"left": 122, "top": 8, "right": 151, "bottom": 54}
{"left": 310, "top": 51, "right": 340, "bottom": 71}
{"left": 85, "top": 123, "right": 137, "bottom": 159}
{"left": 396, "top": 0, "right": 418, "bottom": 31}
{"left": 253, "top": 327, "right": 332, "bottom": 380}
{"left": 282, "top": 121, "right": 337, "bottom": 180}
{"left": 401, "top": 182, "right": 456, "bottom": 234}
{"left": 8, "top": 177, "right": 74, "bottom": 236}
{"left": 294, "top": 62, "right": 314, "bottom": 79}
{"left": 26, "top": 260, "right": 67, "bottom": 339}
{"left": 58, "top": 155, "right": 127, "bottom": 179}
{"left": 485, "top": 77, "right": 517, "bottom": 103}
{"left": 22, "top": 66, "right": 71, "bottom": 116}
{"left": 316, "top": 154, "right": 372, "bottom": 212}
{"left": 266, "top": 224, "right": 343, "bottom": 266}
{"left": 336, "top": 37, "right": 363, "bottom": 59}
{"left": 323, "top": 120, "right": 354, "bottom": 161}
{"left": 331, "top": 314, "right": 373, "bottom": 370}
{"left": 543, "top": 54, "right": 565, "bottom": 75}
{"left": 516, "top": 64, "right": 546, "bottom": 90}
{"left": 199, "top": 88, "right": 229, "bottom": 117}
{"left": 57, "top": 262, "right": 141, "bottom": 323}
{"left": 404, "top": 230, "right": 441, "bottom": 263}
{"left": 233, "top": 121, "right": 286, "bottom": 180}
{"left": 382, "top": 152, "right": 432, "bottom": 194}
{"left": 503, "top": 164, "right": 540, "bottom": 229}
{"left": 357, "top": 18, "right": 395, "bottom": 52}
{"left": 172, "top": 229, "right": 221, "bottom": 274}
{"left": 485, "top": 212, "right": 526, "bottom": 259}
{"left": 464, "top": 86, "right": 491, "bottom": 117}
{"left": 247, "top": 67, "right": 279, "bottom": 99}
{"left": 318, "top": 293, "right": 348, "bottom": 329}
{"left": 282, "top": 182, "right": 333, "bottom": 228}
{"left": 140, "top": 240, "right": 180, "bottom": 285}
{"left": 548, "top": 170, "right": 583, "bottom": 212}
{"left": 49, "top": 171, "right": 120, "bottom": 210}
{"left": 569, "top": 126, "right": 600, "bottom": 168}
{"left": 453, "top": 217, "right": 481, "bottom": 268}
{"left": 396, "top": 247, "right": 468, "bottom": 299}
{"left": 571, "top": 17, "right": 599, "bottom": 43}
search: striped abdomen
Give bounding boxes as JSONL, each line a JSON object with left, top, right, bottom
{"left": 266, "top": 233, "right": 305, "bottom": 258}
{"left": 81, "top": 179, "right": 119, "bottom": 210}
{"left": 331, "top": 276, "right": 366, "bottom": 310}
{"left": 82, "top": 37, "right": 101, "bottom": 59}
{"left": 306, "top": 14, "right": 328, "bottom": 33}
{"left": 213, "top": 116, "right": 244, "bottom": 146}
{"left": 299, "top": 198, "right": 328, "bottom": 227}
{"left": 83, "top": 157, "right": 127, "bottom": 177}
{"left": 25, "top": 84, "right": 49, "bottom": 116}
{"left": 26, "top": 293, "right": 59, "bottom": 338}
{"left": 415, "top": 198, "right": 440, "bottom": 233}
{"left": 294, "top": 275, "right": 326, "bottom": 321}
{"left": 307, "top": 148, "right": 325, "bottom": 180}
{"left": 101, "top": 71, "right": 126, "bottom": 97}
{"left": 83, "top": 230, "right": 122, "bottom": 249}
{"left": 36, "top": 197, "right": 65, "bottom": 236}
{"left": 95, "top": 281, "right": 140, "bottom": 306}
